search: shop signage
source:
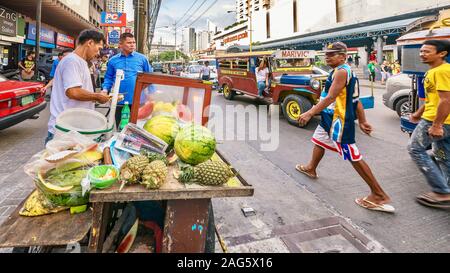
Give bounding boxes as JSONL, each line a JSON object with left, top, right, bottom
{"left": 0, "top": 6, "right": 17, "bottom": 37}
{"left": 27, "top": 24, "right": 55, "bottom": 44}
{"left": 223, "top": 32, "right": 248, "bottom": 44}
{"left": 57, "top": 33, "right": 75, "bottom": 48}
{"left": 108, "top": 30, "right": 120, "bottom": 45}
{"left": 100, "top": 12, "right": 127, "bottom": 27}
{"left": 274, "top": 50, "right": 316, "bottom": 59}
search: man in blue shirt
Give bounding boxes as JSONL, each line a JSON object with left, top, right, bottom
{"left": 102, "top": 33, "right": 153, "bottom": 127}
{"left": 43, "top": 48, "right": 73, "bottom": 93}
{"left": 50, "top": 52, "right": 63, "bottom": 79}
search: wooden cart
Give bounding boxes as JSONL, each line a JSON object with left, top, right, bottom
{"left": 88, "top": 74, "right": 254, "bottom": 253}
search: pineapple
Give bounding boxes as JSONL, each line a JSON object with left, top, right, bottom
{"left": 120, "top": 155, "right": 149, "bottom": 184}
{"left": 141, "top": 160, "right": 168, "bottom": 189}
{"left": 140, "top": 150, "right": 168, "bottom": 165}
{"left": 179, "top": 161, "right": 235, "bottom": 186}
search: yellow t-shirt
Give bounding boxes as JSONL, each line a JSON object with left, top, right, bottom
{"left": 422, "top": 63, "right": 450, "bottom": 124}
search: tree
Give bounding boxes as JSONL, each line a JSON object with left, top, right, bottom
{"left": 158, "top": 51, "right": 189, "bottom": 62}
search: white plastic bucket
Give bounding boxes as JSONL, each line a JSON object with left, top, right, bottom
{"left": 55, "top": 108, "right": 113, "bottom": 141}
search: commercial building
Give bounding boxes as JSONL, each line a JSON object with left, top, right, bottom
{"left": 0, "top": 0, "right": 105, "bottom": 72}
{"left": 181, "top": 27, "right": 196, "bottom": 55}
{"left": 106, "top": 0, "right": 125, "bottom": 13}
{"left": 227, "top": 0, "right": 450, "bottom": 66}
{"left": 196, "top": 30, "right": 211, "bottom": 51}
{"left": 235, "top": 0, "right": 271, "bottom": 21}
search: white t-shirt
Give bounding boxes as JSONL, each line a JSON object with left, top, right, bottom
{"left": 200, "top": 66, "right": 211, "bottom": 76}
{"left": 48, "top": 53, "right": 95, "bottom": 133}
{"left": 256, "top": 67, "right": 269, "bottom": 82}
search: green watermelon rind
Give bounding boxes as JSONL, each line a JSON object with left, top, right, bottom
{"left": 174, "top": 124, "right": 216, "bottom": 165}
{"left": 143, "top": 115, "right": 180, "bottom": 146}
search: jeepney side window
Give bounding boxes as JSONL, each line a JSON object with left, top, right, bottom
{"left": 232, "top": 59, "right": 249, "bottom": 71}
{"left": 219, "top": 59, "right": 231, "bottom": 69}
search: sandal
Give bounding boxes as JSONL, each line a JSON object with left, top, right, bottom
{"left": 355, "top": 197, "right": 395, "bottom": 213}
{"left": 295, "top": 164, "right": 318, "bottom": 179}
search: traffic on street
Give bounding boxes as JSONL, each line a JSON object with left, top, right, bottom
{"left": 0, "top": 0, "right": 449, "bottom": 259}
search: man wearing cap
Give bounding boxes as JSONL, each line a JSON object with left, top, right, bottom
{"left": 296, "top": 42, "right": 395, "bottom": 213}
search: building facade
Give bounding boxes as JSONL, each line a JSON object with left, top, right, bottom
{"left": 182, "top": 27, "right": 196, "bottom": 55}
{"left": 0, "top": 0, "right": 104, "bottom": 72}
{"left": 235, "top": 0, "right": 272, "bottom": 21}
{"left": 196, "top": 30, "right": 211, "bottom": 51}
{"left": 106, "top": 0, "right": 125, "bottom": 13}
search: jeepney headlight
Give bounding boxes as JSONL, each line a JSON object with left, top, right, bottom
{"left": 311, "top": 79, "right": 321, "bottom": 91}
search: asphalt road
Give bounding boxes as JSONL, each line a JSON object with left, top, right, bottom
{"left": 211, "top": 86, "right": 450, "bottom": 253}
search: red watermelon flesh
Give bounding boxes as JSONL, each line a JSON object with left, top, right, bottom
{"left": 138, "top": 101, "right": 154, "bottom": 120}
{"left": 177, "top": 104, "right": 193, "bottom": 122}
{"left": 116, "top": 218, "right": 139, "bottom": 253}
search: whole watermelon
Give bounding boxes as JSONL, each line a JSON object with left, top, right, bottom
{"left": 143, "top": 115, "right": 180, "bottom": 147}
{"left": 174, "top": 124, "right": 216, "bottom": 165}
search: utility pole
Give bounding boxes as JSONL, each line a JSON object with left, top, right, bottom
{"left": 134, "top": 0, "right": 140, "bottom": 50}
{"left": 246, "top": 0, "right": 252, "bottom": 52}
{"left": 173, "top": 22, "right": 177, "bottom": 61}
{"left": 35, "top": 0, "right": 42, "bottom": 80}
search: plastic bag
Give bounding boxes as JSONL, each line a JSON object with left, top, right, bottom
{"left": 24, "top": 131, "right": 103, "bottom": 208}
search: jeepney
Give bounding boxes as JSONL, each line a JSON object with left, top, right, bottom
{"left": 216, "top": 50, "right": 328, "bottom": 127}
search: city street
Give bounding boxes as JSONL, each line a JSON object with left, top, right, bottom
{"left": 0, "top": 83, "right": 449, "bottom": 253}
{"left": 0, "top": 0, "right": 449, "bottom": 258}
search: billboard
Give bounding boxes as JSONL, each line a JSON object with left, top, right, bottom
{"left": 108, "top": 30, "right": 120, "bottom": 45}
{"left": 0, "top": 6, "right": 17, "bottom": 37}
{"left": 100, "top": 12, "right": 127, "bottom": 27}
{"left": 26, "top": 24, "right": 55, "bottom": 44}
{"left": 57, "top": 33, "right": 75, "bottom": 48}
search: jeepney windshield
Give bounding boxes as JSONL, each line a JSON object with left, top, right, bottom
{"left": 274, "top": 58, "right": 312, "bottom": 69}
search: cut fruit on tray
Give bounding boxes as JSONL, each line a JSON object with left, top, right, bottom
{"left": 45, "top": 150, "right": 79, "bottom": 163}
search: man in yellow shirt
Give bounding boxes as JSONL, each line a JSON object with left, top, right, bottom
{"left": 408, "top": 40, "right": 450, "bottom": 209}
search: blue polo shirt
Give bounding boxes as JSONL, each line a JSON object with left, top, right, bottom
{"left": 102, "top": 51, "right": 153, "bottom": 104}
{"left": 50, "top": 59, "right": 59, "bottom": 78}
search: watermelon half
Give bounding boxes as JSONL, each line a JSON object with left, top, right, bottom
{"left": 174, "top": 124, "right": 216, "bottom": 165}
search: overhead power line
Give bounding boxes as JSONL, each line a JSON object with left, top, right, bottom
{"left": 186, "top": 0, "right": 219, "bottom": 28}
{"left": 176, "top": 0, "right": 200, "bottom": 25}
{"left": 178, "top": 0, "right": 209, "bottom": 27}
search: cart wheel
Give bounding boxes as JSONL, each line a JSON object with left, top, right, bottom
{"left": 205, "top": 202, "right": 215, "bottom": 253}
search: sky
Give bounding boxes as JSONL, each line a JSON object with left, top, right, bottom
{"left": 125, "top": 0, "right": 236, "bottom": 45}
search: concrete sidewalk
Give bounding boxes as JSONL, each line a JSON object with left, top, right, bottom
{"left": 213, "top": 141, "right": 389, "bottom": 253}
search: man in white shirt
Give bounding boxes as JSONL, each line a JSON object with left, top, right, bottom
{"left": 46, "top": 29, "right": 110, "bottom": 144}
{"left": 199, "top": 61, "right": 211, "bottom": 81}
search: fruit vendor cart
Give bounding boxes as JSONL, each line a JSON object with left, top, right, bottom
{"left": 86, "top": 73, "right": 254, "bottom": 253}
{"left": 0, "top": 73, "right": 254, "bottom": 253}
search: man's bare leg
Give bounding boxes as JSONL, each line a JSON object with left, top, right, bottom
{"left": 299, "top": 145, "right": 325, "bottom": 178}
{"left": 351, "top": 160, "right": 391, "bottom": 205}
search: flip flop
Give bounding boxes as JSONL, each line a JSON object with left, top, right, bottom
{"left": 295, "top": 165, "right": 318, "bottom": 179}
{"left": 355, "top": 197, "right": 395, "bottom": 213}
{"left": 416, "top": 195, "right": 450, "bottom": 209}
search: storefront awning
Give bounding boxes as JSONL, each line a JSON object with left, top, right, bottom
{"left": 25, "top": 39, "right": 55, "bottom": 49}
{"left": 255, "top": 17, "right": 422, "bottom": 50}
{"left": 0, "top": 0, "right": 95, "bottom": 37}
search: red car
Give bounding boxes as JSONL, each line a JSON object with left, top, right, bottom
{"left": 0, "top": 75, "right": 46, "bottom": 130}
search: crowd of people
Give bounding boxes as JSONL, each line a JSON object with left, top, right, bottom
{"left": 367, "top": 59, "right": 401, "bottom": 84}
